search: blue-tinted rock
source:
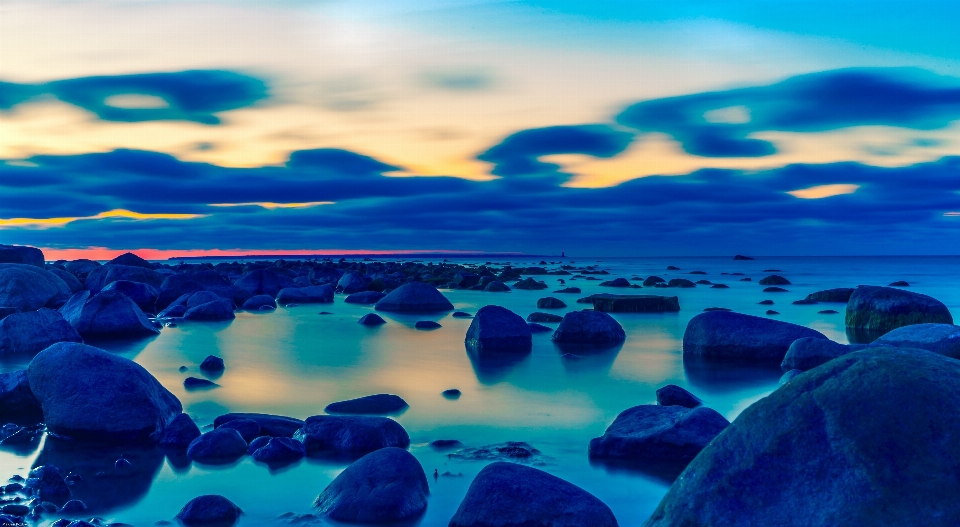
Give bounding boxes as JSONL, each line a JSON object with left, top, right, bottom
{"left": 219, "top": 419, "right": 260, "bottom": 442}
{"left": 314, "top": 447, "right": 428, "bottom": 523}
{"left": 0, "top": 244, "right": 44, "bottom": 268}
{"left": 449, "top": 462, "right": 618, "bottom": 527}
{"left": 250, "top": 437, "right": 305, "bottom": 466}
{"left": 375, "top": 282, "right": 453, "bottom": 313}
{"left": 60, "top": 290, "right": 159, "bottom": 338}
{"left": 276, "top": 285, "right": 334, "bottom": 304}
{"left": 325, "top": 394, "right": 408, "bottom": 415}
{"left": 344, "top": 291, "right": 386, "bottom": 304}
{"left": 177, "top": 494, "right": 242, "bottom": 526}
{"left": 183, "top": 299, "right": 235, "bottom": 321}
{"left": 590, "top": 405, "right": 729, "bottom": 465}
{"left": 358, "top": 313, "right": 386, "bottom": 326}
{"left": 781, "top": 337, "right": 859, "bottom": 371}
{"left": 27, "top": 342, "right": 182, "bottom": 443}
{"left": 241, "top": 294, "right": 276, "bottom": 310}
{"left": 0, "top": 308, "right": 82, "bottom": 356}
{"left": 85, "top": 264, "right": 164, "bottom": 293}
{"left": 870, "top": 323, "right": 960, "bottom": 358}
{"left": 187, "top": 429, "right": 248, "bottom": 463}
{"left": 465, "top": 305, "right": 532, "bottom": 357}
{"left": 294, "top": 415, "right": 410, "bottom": 456}
{"left": 0, "top": 369, "right": 42, "bottom": 423}
{"left": 552, "top": 310, "right": 626, "bottom": 346}
{"left": 656, "top": 385, "right": 702, "bottom": 408}
{"left": 160, "top": 413, "right": 202, "bottom": 449}
{"left": 0, "top": 264, "right": 72, "bottom": 311}
{"left": 683, "top": 311, "right": 827, "bottom": 362}
{"left": 102, "top": 280, "right": 159, "bottom": 313}
{"left": 214, "top": 413, "right": 304, "bottom": 438}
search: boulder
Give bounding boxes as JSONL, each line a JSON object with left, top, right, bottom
{"left": 294, "top": 415, "right": 410, "bottom": 456}
{"left": 48, "top": 268, "right": 83, "bottom": 293}
{"left": 0, "top": 244, "right": 44, "bottom": 268}
{"left": 589, "top": 405, "right": 729, "bottom": 465}
{"left": 513, "top": 277, "right": 548, "bottom": 290}
{"left": 871, "top": 323, "right": 960, "bottom": 358}
{"left": 250, "top": 436, "right": 306, "bottom": 466}
{"left": 101, "top": 280, "right": 159, "bottom": 313}
{"left": 484, "top": 281, "right": 511, "bottom": 292}
{"left": 781, "top": 337, "right": 860, "bottom": 371}
{"left": 527, "top": 312, "right": 563, "bottom": 323}
{"left": 683, "top": 311, "right": 827, "bottom": 362}
{"left": 536, "top": 297, "right": 567, "bottom": 309}
{"left": 27, "top": 342, "right": 182, "bottom": 443}
{"left": 85, "top": 264, "right": 164, "bottom": 293}
{"left": 177, "top": 495, "right": 242, "bottom": 527}
{"left": 846, "top": 285, "right": 952, "bottom": 333}
{"left": 186, "top": 428, "right": 248, "bottom": 463}
{"left": 465, "top": 305, "right": 532, "bottom": 357}
{"left": 0, "top": 264, "right": 72, "bottom": 311}
{"left": 590, "top": 294, "right": 680, "bottom": 313}
{"left": 805, "top": 288, "right": 855, "bottom": 303}
{"left": 449, "top": 462, "right": 618, "bottom": 527}
{"left": 183, "top": 298, "right": 235, "bottom": 321}
{"left": 214, "top": 413, "right": 304, "bottom": 438}
{"left": 374, "top": 282, "right": 453, "bottom": 313}
{"left": 160, "top": 413, "right": 202, "bottom": 449}
{"left": 358, "top": 313, "right": 386, "bottom": 326}
{"left": 759, "top": 275, "right": 791, "bottom": 285}
{"left": 644, "top": 347, "right": 960, "bottom": 527}
{"left": 0, "top": 369, "right": 43, "bottom": 423}
{"left": 241, "top": 294, "right": 276, "bottom": 310}
{"left": 60, "top": 290, "right": 160, "bottom": 339}
{"left": 325, "top": 394, "right": 408, "bottom": 415}
{"left": 0, "top": 308, "right": 82, "bottom": 356}
{"left": 314, "top": 448, "right": 428, "bottom": 523}
{"left": 276, "top": 285, "right": 334, "bottom": 304}
{"left": 344, "top": 291, "right": 386, "bottom": 304}
{"left": 234, "top": 268, "right": 296, "bottom": 297}
{"left": 656, "top": 385, "right": 702, "bottom": 408}
{"left": 552, "top": 310, "right": 626, "bottom": 346}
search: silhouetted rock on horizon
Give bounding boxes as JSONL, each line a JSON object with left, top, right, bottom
{"left": 0, "top": 308, "right": 82, "bottom": 356}
{"left": 374, "top": 282, "right": 453, "bottom": 313}
{"left": 805, "top": 288, "right": 855, "bottom": 303}
{"left": 683, "top": 311, "right": 827, "bottom": 362}
{"left": 552, "top": 310, "right": 626, "bottom": 346}
{"left": 177, "top": 495, "right": 242, "bottom": 527}
{"left": 325, "top": 394, "right": 408, "bottom": 415}
{"left": 215, "top": 413, "right": 304, "bottom": 438}
{"left": 0, "top": 264, "right": 72, "bottom": 311}
{"left": 465, "top": 305, "right": 532, "bottom": 357}
{"left": 295, "top": 415, "right": 410, "bottom": 456}
{"left": 0, "top": 244, "right": 45, "bottom": 268}
{"left": 781, "top": 337, "right": 861, "bottom": 371}
{"left": 846, "top": 285, "right": 952, "bottom": 334}
{"left": 656, "top": 385, "right": 702, "bottom": 408}
{"left": 870, "top": 323, "right": 960, "bottom": 358}
{"left": 60, "top": 290, "right": 160, "bottom": 338}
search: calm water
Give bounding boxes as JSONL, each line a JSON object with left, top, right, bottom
{"left": 3, "top": 256, "right": 959, "bottom": 526}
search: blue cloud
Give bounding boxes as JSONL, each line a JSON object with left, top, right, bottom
{"left": 0, "top": 70, "right": 267, "bottom": 124}
{"left": 478, "top": 125, "right": 634, "bottom": 177}
{"left": 616, "top": 68, "right": 960, "bottom": 157}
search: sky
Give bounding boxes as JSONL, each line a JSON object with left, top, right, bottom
{"left": 2, "top": 0, "right": 960, "bottom": 258}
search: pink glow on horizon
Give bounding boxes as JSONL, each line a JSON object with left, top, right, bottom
{"left": 40, "top": 247, "right": 513, "bottom": 261}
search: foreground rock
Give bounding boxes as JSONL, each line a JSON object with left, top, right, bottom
{"left": 589, "top": 294, "right": 680, "bottom": 313}
{"left": 805, "top": 288, "right": 855, "bottom": 303}
{"left": 0, "top": 308, "right": 82, "bottom": 356}
{"left": 27, "top": 342, "right": 182, "bottom": 443}
{"left": 325, "top": 394, "right": 408, "bottom": 415}
{"left": 294, "top": 415, "right": 410, "bottom": 456}
{"left": 871, "top": 323, "right": 960, "bottom": 358}
{"left": 644, "top": 347, "right": 960, "bottom": 527}
{"left": 60, "top": 290, "right": 160, "bottom": 338}
{"left": 656, "top": 385, "right": 702, "bottom": 408}
{"left": 177, "top": 495, "right": 242, "bottom": 526}
{"left": 465, "top": 305, "right": 532, "bottom": 357}
{"left": 552, "top": 310, "right": 626, "bottom": 346}
{"left": 314, "top": 448, "right": 428, "bottom": 523}
{"left": 589, "top": 405, "right": 729, "bottom": 465}
{"left": 0, "top": 244, "right": 44, "bottom": 267}
{"left": 0, "top": 264, "right": 71, "bottom": 311}
{"left": 683, "top": 311, "right": 826, "bottom": 362}
{"left": 375, "top": 282, "right": 454, "bottom": 313}
{"left": 845, "top": 285, "right": 952, "bottom": 333}
{"left": 781, "top": 337, "right": 860, "bottom": 371}
{"left": 449, "top": 462, "right": 619, "bottom": 527}
{"left": 214, "top": 413, "right": 304, "bottom": 438}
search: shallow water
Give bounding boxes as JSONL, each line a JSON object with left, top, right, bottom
{"left": 3, "top": 256, "right": 959, "bottom": 526}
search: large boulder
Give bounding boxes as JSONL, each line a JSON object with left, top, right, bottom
{"left": 294, "top": 415, "right": 410, "bottom": 456}
{"left": 234, "top": 268, "right": 296, "bottom": 297}
{"left": 449, "top": 462, "right": 619, "bottom": 527}
{"left": 27, "top": 342, "right": 182, "bottom": 443}
{"left": 781, "top": 337, "right": 860, "bottom": 371}
{"left": 465, "top": 305, "right": 532, "bottom": 357}
{"left": 805, "top": 288, "right": 855, "bottom": 303}
{"left": 589, "top": 294, "right": 680, "bottom": 313}
{"left": 845, "top": 285, "right": 952, "bottom": 333}
{"left": 85, "top": 264, "right": 165, "bottom": 293}
{"left": 60, "top": 290, "right": 160, "bottom": 338}
{"left": 101, "top": 280, "right": 160, "bottom": 313}
{"left": 644, "top": 347, "right": 960, "bottom": 527}
{"left": 0, "top": 264, "right": 72, "bottom": 311}
{"left": 683, "top": 311, "right": 826, "bottom": 362}
{"left": 552, "top": 310, "right": 626, "bottom": 346}
{"left": 0, "top": 244, "right": 44, "bottom": 268}
{"left": 374, "top": 282, "right": 454, "bottom": 313}
{"left": 325, "top": 394, "right": 409, "bottom": 415}
{"left": 177, "top": 495, "right": 242, "bottom": 527}
{"left": 870, "top": 323, "right": 960, "bottom": 358}
{"left": 314, "top": 448, "right": 428, "bottom": 523}
{"left": 0, "top": 308, "right": 82, "bottom": 356}
{"left": 276, "top": 285, "right": 334, "bottom": 304}
{"left": 589, "top": 405, "right": 729, "bottom": 465}
{"left": 214, "top": 413, "right": 304, "bottom": 438}
{"left": 0, "top": 369, "right": 43, "bottom": 423}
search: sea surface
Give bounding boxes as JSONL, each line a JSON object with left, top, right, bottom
{"left": 2, "top": 255, "right": 958, "bottom": 526}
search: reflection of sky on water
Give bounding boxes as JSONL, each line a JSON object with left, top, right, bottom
{"left": 1, "top": 256, "right": 959, "bottom": 525}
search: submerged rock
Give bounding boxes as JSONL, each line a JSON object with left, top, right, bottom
{"left": 589, "top": 405, "right": 729, "bottom": 465}
{"left": 187, "top": 428, "right": 248, "bottom": 463}
{"left": 294, "top": 415, "right": 410, "bottom": 456}
{"left": 465, "top": 305, "right": 532, "bottom": 357}
{"left": 374, "top": 282, "right": 454, "bottom": 313}
{"left": 683, "top": 311, "right": 827, "bottom": 362}
{"left": 314, "top": 448, "right": 429, "bottom": 523}
{"left": 214, "top": 413, "right": 304, "bottom": 438}
{"left": 781, "top": 337, "right": 859, "bottom": 371}
{"left": 656, "top": 385, "right": 702, "bottom": 408}
{"left": 177, "top": 495, "right": 242, "bottom": 526}
{"left": 552, "top": 310, "right": 626, "bottom": 346}
{"left": 0, "top": 308, "right": 82, "bottom": 356}
{"left": 325, "top": 394, "right": 408, "bottom": 415}
{"left": 60, "top": 290, "right": 160, "bottom": 338}
{"left": 449, "top": 462, "right": 618, "bottom": 527}
{"left": 846, "top": 285, "right": 952, "bottom": 333}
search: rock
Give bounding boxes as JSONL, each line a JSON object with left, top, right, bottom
{"left": 889, "top": 280, "right": 910, "bottom": 287}
{"left": 643, "top": 347, "right": 960, "bottom": 527}
{"left": 0, "top": 308, "right": 82, "bottom": 356}
{"left": 781, "top": 337, "right": 859, "bottom": 371}
{"left": 0, "top": 264, "right": 71, "bottom": 311}
{"left": 337, "top": 272, "right": 368, "bottom": 294}
{"left": 484, "top": 281, "right": 511, "bottom": 292}
{"left": 325, "top": 394, "right": 408, "bottom": 415}
{"left": 234, "top": 268, "right": 296, "bottom": 297}
{"left": 763, "top": 286, "right": 789, "bottom": 293}
{"left": 0, "top": 244, "right": 44, "bottom": 268}
{"left": 214, "top": 413, "right": 304, "bottom": 438}
{"left": 219, "top": 419, "right": 261, "bottom": 442}
{"left": 85, "top": 264, "right": 165, "bottom": 293}
{"left": 49, "top": 268, "right": 83, "bottom": 293}
{"left": 184, "top": 377, "right": 219, "bottom": 389}
{"left": 759, "top": 275, "right": 791, "bottom": 285}
{"left": 590, "top": 294, "right": 680, "bottom": 313}
{"left": 250, "top": 436, "right": 305, "bottom": 466}
{"left": 600, "top": 277, "right": 631, "bottom": 287}
{"left": 805, "top": 288, "right": 855, "bottom": 303}
{"left": 60, "top": 290, "right": 160, "bottom": 338}
{"left": 415, "top": 320, "right": 441, "bottom": 329}
{"left": 294, "top": 415, "right": 410, "bottom": 456}
{"left": 536, "top": 297, "right": 567, "bottom": 309}
{"left": 449, "top": 462, "right": 618, "bottom": 527}
{"left": 160, "top": 413, "right": 202, "bottom": 449}
{"left": 25, "top": 465, "right": 70, "bottom": 504}
{"left": 200, "top": 355, "right": 225, "bottom": 372}
{"left": 0, "top": 370, "right": 43, "bottom": 423}
{"left": 177, "top": 495, "right": 242, "bottom": 526}
{"left": 344, "top": 291, "right": 386, "bottom": 304}
{"left": 27, "top": 342, "right": 182, "bottom": 443}
{"left": 683, "top": 311, "right": 827, "bottom": 362}
{"left": 871, "top": 323, "right": 960, "bottom": 358}
{"left": 241, "top": 294, "right": 276, "bottom": 310}
{"left": 666, "top": 278, "right": 696, "bottom": 288}
{"left": 513, "top": 277, "right": 548, "bottom": 290}
{"left": 656, "top": 385, "right": 702, "bottom": 408}
{"left": 183, "top": 299, "right": 235, "bottom": 321}
{"left": 187, "top": 429, "right": 248, "bottom": 463}
{"left": 276, "top": 285, "right": 334, "bottom": 304}
{"left": 589, "top": 405, "right": 729, "bottom": 465}
{"left": 358, "top": 313, "right": 386, "bottom": 326}
{"left": 101, "top": 280, "right": 160, "bottom": 313}
{"left": 552, "top": 310, "right": 626, "bottom": 346}
{"left": 846, "top": 285, "right": 953, "bottom": 334}
{"left": 374, "top": 282, "right": 453, "bottom": 313}
{"left": 527, "top": 312, "right": 563, "bottom": 323}
{"left": 465, "top": 305, "right": 532, "bottom": 357}
{"left": 733, "top": 254, "right": 755, "bottom": 260}
{"left": 314, "top": 448, "right": 428, "bottom": 523}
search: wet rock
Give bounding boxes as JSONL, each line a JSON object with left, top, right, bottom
{"left": 214, "top": 413, "right": 304, "bottom": 438}
{"left": 314, "top": 448, "right": 428, "bottom": 523}
{"left": 0, "top": 370, "right": 43, "bottom": 423}
{"left": 200, "top": 355, "right": 225, "bottom": 373}
{"left": 183, "top": 298, "right": 235, "bottom": 322}
{"left": 219, "top": 419, "right": 261, "bottom": 442}
{"left": 28, "top": 342, "right": 181, "bottom": 443}
{"left": 250, "top": 437, "right": 306, "bottom": 466}
{"left": 177, "top": 495, "right": 242, "bottom": 526}
{"left": 805, "top": 288, "right": 855, "bottom": 303}
{"left": 0, "top": 264, "right": 72, "bottom": 311}
{"left": 781, "top": 337, "right": 859, "bottom": 372}
{"left": 527, "top": 312, "right": 563, "bottom": 323}
{"left": 449, "top": 462, "right": 618, "bottom": 527}
{"left": 589, "top": 405, "right": 729, "bottom": 465}
{"left": 536, "top": 297, "right": 567, "bottom": 309}
{"left": 590, "top": 294, "right": 681, "bottom": 313}
{"left": 683, "top": 311, "right": 827, "bottom": 362}
{"left": 0, "top": 244, "right": 44, "bottom": 268}
{"left": 644, "top": 347, "right": 960, "bottom": 527}
{"left": 184, "top": 377, "right": 219, "bottom": 390}
{"left": 871, "top": 323, "right": 960, "bottom": 358}
{"left": 358, "top": 313, "right": 386, "bottom": 326}
{"left": 60, "top": 290, "right": 160, "bottom": 338}
{"left": 374, "top": 282, "right": 454, "bottom": 313}
{"left": 234, "top": 269, "right": 296, "bottom": 297}
{"left": 294, "top": 415, "right": 410, "bottom": 456}
{"left": 276, "top": 285, "right": 334, "bottom": 304}
{"left": 465, "top": 305, "right": 532, "bottom": 357}
{"left": 325, "top": 394, "right": 408, "bottom": 415}
{"left": 101, "top": 280, "right": 159, "bottom": 313}
{"left": 415, "top": 320, "right": 441, "bottom": 329}
{"left": 552, "top": 310, "right": 626, "bottom": 346}
{"left": 160, "top": 413, "right": 201, "bottom": 449}
{"left": 344, "top": 291, "right": 386, "bottom": 304}
{"left": 241, "top": 294, "right": 276, "bottom": 310}
{"left": 0, "top": 308, "right": 82, "bottom": 356}
{"left": 656, "top": 385, "right": 702, "bottom": 408}
{"left": 187, "top": 429, "right": 248, "bottom": 463}
{"left": 513, "top": 277, "right": 548, "bottom": 290}
{"left": 846, "top": 285, "right": 953, "bottom": 334}
{"left": 763, "top": 287, "right": 789, "bottom": 293}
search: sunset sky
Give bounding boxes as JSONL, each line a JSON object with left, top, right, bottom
{"left": 3, "top": 0, "right": 960, "bottom": 258}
